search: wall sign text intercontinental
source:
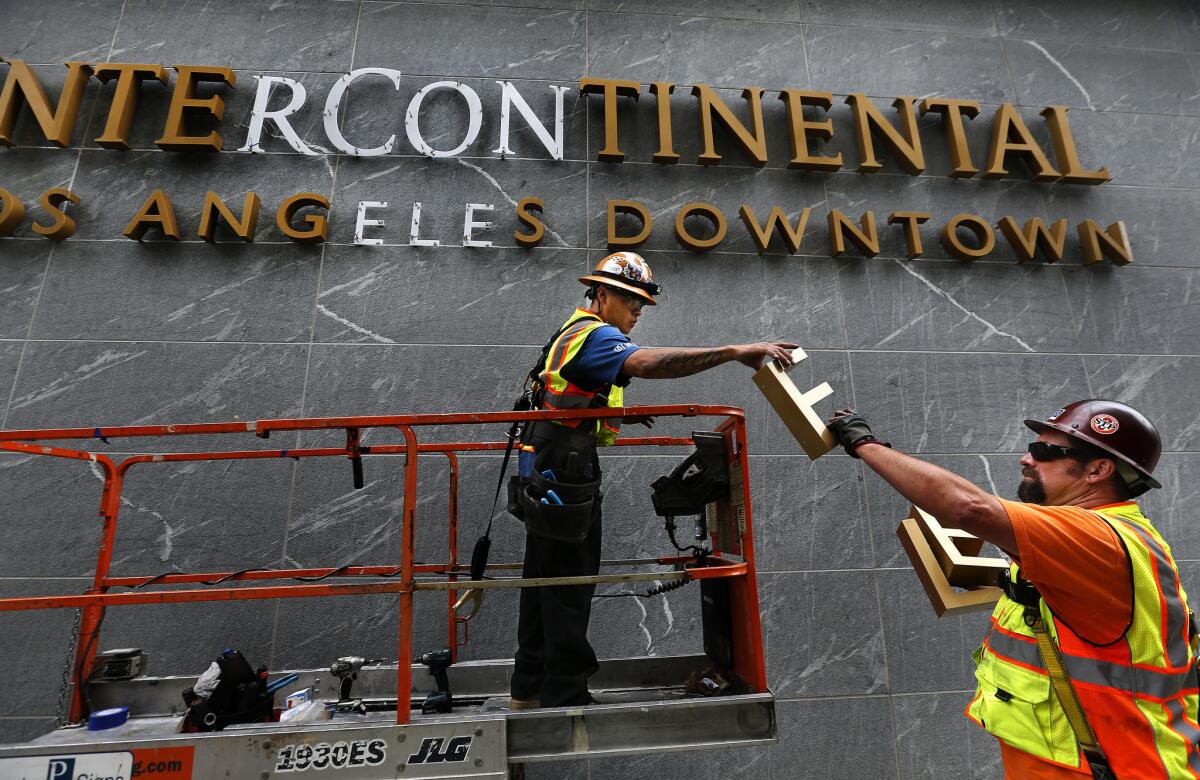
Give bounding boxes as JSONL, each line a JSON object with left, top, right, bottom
{"left": 0, "top": 60, "right": 1132, "bottom": 265}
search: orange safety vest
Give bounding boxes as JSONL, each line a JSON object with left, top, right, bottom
{"left": 966, "top": 503, "right": 1200, "bottom": 778}
{"left": 535, "top": 309, "right": 623, "bottom": 447}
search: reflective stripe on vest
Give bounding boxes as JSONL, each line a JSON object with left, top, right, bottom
{"left": 966, "top": 503, "right": 1200, "bottom": 778}
{"left": 984, "top": 618, "right": 1195, "bottom": 700}
{"left": 538, "top": 308, "right": 624, "bottom": 447}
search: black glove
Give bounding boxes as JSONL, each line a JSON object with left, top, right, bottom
{"left": 827, "top": 411, "right": 890, "bottom": 458}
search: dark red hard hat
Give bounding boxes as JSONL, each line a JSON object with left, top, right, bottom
{"left": 1024, "top": 399, "right": 1162, "bottom": 496}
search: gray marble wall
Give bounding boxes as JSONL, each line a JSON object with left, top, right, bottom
{"left": 1, "top": 1, "right": 1198, "bottom": 777}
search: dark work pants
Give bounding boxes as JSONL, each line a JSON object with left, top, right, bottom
{"left": 510, "top": 423, "right": 603, "bottom": 707}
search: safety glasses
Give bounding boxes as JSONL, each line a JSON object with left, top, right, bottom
{"left": 1027, "top": 441, "right": 1096, "bottom": 462}
{"left": 616, "top": 289, "right": 648, "bottom": 312}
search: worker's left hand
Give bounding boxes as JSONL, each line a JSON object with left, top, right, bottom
{"left": 827, "top": 408, "right": 889, "bottom": 458}
{"left": 627, "top": 415, "right": 655, "bottom": 429}
{"left": 732, "top": 341, "right": 799, "bottom": 370}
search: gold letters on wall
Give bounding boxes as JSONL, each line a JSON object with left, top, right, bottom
{"left": 514, "top": 196, "right": 546, "bottom": 247}
{"left": 778, "top": 90, "right": 842, "bottom": 171}
{"left": 155, "top": 66, "right": 236, "bottom": 152}
{"left": 0, "top": 59, "right": 1119, "bottom": 183}
{"left": 93, "top": 64, "right": 168, "bottom": 149}
{"left": 919, "top": 98, "right": 980, "bottom": 177}
{"left": 1078, "top": 220, "right": 1133, "bottom": 265}
{"left": 0, "top": 187, "right": 27, "bottom": 234}
{"left": 985, "top": 103, "right": 1059, "bottom": 181}
{"left": 31, "top": 188, "right": 80, "bottom": 240}
{"left": 578, "top": 78, "right": 641, "bottom": 162}
{"left": 941, "top": 213, "right": 996, "bottom": 261}
{"left": 648, "top": 82, "right": 679, "bottom": 164}
{"left": 198, "top": 191, "right": 261, "bottom": 242}
{"left": 997, "top": 217, "right": 1068, "bottom": 264}
{"left": 1040, "top": 106, "right": 1110, "bottom": 184}
{"left": 887, "top": 211, "right": 932, "bottom": 257}
{"left": 674, "top": 202, "right": 727, "bottom": 251}
{"left": 692, "top": 84, "right": 769, "bottom": 167}
{"left": 123, "top": 190, "right": 181, "bottom": 241}
{"left": 0, "top": 59, "right": 93, "bottom": 147}
{"left": 739, "top": 205, "right": 810, "bottom": 253}
{"left": 0, "top": 60, "right": 1138, "bottom": 258}
{"left": 276, "top": 193, "right": 331, "bottom": 244}
{"left": 846, "top": 93, "right": 925, "bottom": 175}
{"left": 607, "top": 199, "right": 652, "bottom": 248}
{"left": 827, "top": 209, "right": 880, "bottom": 258}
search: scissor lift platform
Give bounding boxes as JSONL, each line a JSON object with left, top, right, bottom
{"left": 0, "top": 405, "right": 775, "bottom": 779}
{"left": 1, "top": 656, "right": 775, "bottom": 778}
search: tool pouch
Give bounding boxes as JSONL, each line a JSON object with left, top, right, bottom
{"left": 517, "top": 469, "right": 601, "bottom": 544}
{"left": 507, "top": 474, "right": 526, "bottom": 520}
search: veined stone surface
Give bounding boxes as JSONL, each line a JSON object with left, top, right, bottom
{"left": 1, "top": 3, "right": 1197, "bottom": 778}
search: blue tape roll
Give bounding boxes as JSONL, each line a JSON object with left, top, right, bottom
{"left": 88, "top": 706, "right": 129, "bottom": 730}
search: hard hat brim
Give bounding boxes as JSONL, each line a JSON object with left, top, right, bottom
{"left": 1023, "top": 419, "right": 1162, "bottom": 490}
{"left": 579, "top": 275, "right": 658, "bottom": 305}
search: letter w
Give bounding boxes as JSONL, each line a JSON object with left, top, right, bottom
{"left": 738, "top": 205, "right": 811, "bottom": 253}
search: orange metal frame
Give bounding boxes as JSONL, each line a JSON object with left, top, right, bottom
{"left": 0, "top": 404, "right": 767, "bottom": 725}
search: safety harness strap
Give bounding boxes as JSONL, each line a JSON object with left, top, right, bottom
{"left": 1023, "top": 606, "right": 1104, "bottom": 756}
{"left": 999, "top": 571, "right": 1112, "bottom": 776}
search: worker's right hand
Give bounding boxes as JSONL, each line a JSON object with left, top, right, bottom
{"left": 827, "top": 408, "right": 889, "bottom": 458}
{"left": 731, "top": 342, "right": 799, "bottom": 370}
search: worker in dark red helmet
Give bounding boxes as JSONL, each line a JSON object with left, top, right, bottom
{"left": 826, "top": 400, "right": 1198, "bottom": 779}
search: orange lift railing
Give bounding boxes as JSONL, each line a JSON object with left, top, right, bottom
{"left": 0, "top": 404, "right": 767, "bottom": 727}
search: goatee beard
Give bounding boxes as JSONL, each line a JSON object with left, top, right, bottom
{"left": 1017, "top": 475, "right": 1046, "bottom": 504}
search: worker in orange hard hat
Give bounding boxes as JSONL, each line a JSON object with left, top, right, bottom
{"left": 825, "top": 400, "right": 1198, "bottom": 778}
{"left": 507, "top": 250, "right": 797, "bottom": 709}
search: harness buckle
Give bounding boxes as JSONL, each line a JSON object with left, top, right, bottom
{"left": 997, "top": 570, "right": 1041, "bottom": 608}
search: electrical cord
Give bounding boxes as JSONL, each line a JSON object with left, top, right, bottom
{"left": 644, "top": 578, "right": 690, "bottom": 597}
{"left": 664, "top": 517, "right": 709, "bottom": 560}
{"left": 126, "top": 564, "right": 425, "bottom": 589}
{"left": 203, "top": 568, "right": 259, "bottom": 585}
{"left": 593, "top": 579, "right": 690, "bottom": 600}
{"left": 593, "top": 568, "right": 692, "bottom": 600}
{"left": 132, "top": 571, "right": 183, "bottom": 588}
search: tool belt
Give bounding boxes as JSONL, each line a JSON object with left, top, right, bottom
{"left": 507, "top": 421, "right": 601, "bottom": 544}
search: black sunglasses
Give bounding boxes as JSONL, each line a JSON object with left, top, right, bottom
{"left": 1027, "top": 441, "right": 1100, "bottom": 462}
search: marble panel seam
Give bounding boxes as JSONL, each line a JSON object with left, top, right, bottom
{"left": 4, "top": 341, "right": 1200, "bottom": 363}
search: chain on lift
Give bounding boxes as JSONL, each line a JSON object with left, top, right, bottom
{"left": 54, "top": 608, "right": 82, "bottom": 727}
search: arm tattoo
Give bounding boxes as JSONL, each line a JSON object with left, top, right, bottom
{"left": 641, "top": 348, "right": 727, "bottom": 378}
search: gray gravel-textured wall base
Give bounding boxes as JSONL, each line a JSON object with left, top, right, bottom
{"left": 2, "top": 1, "right": 1198, "bottom": 777}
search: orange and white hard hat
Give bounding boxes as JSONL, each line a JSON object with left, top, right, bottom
{"left": 579, "top": 251, "right": 662, "bottom": 305}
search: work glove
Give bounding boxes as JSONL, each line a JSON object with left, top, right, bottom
{"left": 827, "top": 409, "right": 890, "bottom": 458}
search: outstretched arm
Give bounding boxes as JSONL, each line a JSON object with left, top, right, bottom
{"left": 622, "top": 342, "right": 799, "bottom": 379}
{"left": 857, "top": 443, "right": 1016, "bottom": 554}
{"left": 828, "top": 411, "right": 1015, "bottom": 554}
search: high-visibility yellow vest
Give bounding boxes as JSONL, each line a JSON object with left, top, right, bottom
{"left": 966, "top": 503, "right": 1200, "bottom": 778}
{"left": 536, "top": 309, "right": 624, "bottom": 447}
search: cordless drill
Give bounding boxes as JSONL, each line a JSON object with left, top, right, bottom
{"left": 419, "top": 649, "right": 453, "bottom": 714}
{"left": 330, "top": 656, "right": 387, "bottom": 713}
{"left": 330, "top": 656, "right": 367, "bottom": 702}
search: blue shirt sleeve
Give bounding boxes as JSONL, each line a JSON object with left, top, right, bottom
{"left": 560, "top": 324, "right": 640, "bottom": 390}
